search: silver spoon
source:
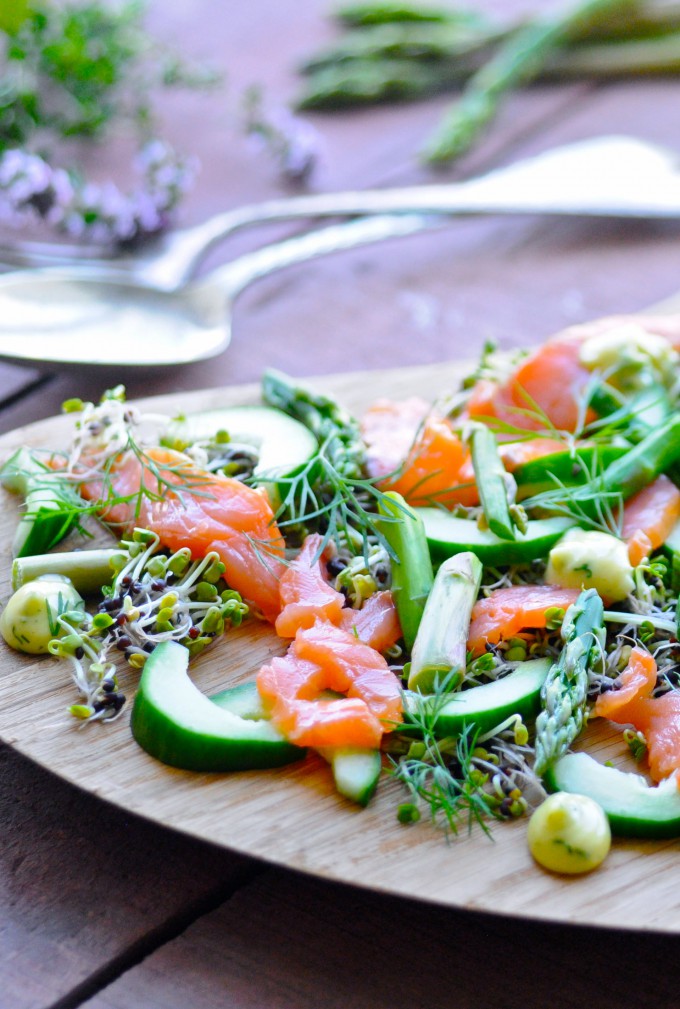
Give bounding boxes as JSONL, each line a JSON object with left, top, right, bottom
{"left": 0, "top": 213, "right": 440, "bottom": 367}
{"left": 1, "top": 135, "right": 679, "bottom": 291}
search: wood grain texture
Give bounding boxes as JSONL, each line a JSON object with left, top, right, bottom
{"left": 1, "top": 354, "right": 680, "bottom": 938}
{"left": 81, "top": 869, "right": 680, "bottom": 1009}
{"left": 0, "top": 737, "right": 256, "bottom": 1009}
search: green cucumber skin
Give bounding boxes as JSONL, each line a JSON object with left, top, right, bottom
{"left": 162, "top": 405, "right": 317, "bottom": 479}
{"left": 663, "top": 517, "right": 680, "bottom": 556}
{"left": 405, "top": 657, "right": 551, "bottom": 737}
{"left": 415, "top": 511, "right": 574, "bottom": 566}
{"left": 213, "top": 684, "right": 381, "bottom": 805}
{"left": 545, "top": 752, "right": 680, "bottom": 839}
{"left": 1, "top": 448, "right": 79, "bottom": 557}
{"left": 320, "top": 746, "right": 382, "bottom": 806}
{"left": 14, "top": 492, "right": 77, "bottom": 558}
{"left": 513, "top": 445, "right": 628, "bottom": 499}
{"left": 131, "top": 643, "right": 305, "bottom": 772}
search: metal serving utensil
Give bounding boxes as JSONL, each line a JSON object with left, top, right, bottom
{"left": 0, "top": 134, "right": 678, "bottom": 368}
{"left": 0, "top": 213, "right": 441, "bottom": 367}
{"left": 0, "top": 135, "right": 679, "bottom": 292}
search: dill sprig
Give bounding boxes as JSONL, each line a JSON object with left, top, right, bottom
{"left": 268, "top": 438, "right": 397, "bottom": 559}
{"left": 388, "top": 673, "right": 535, "bottom": 835}
{"left": 390, "top": 724, "right": 500, "bottom": 837}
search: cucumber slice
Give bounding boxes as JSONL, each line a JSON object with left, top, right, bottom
{"left": 405, "top": 657, "right": 551, "bottom": 737}
{"left": 513, "top": 445, "right": 628, "bottom": 500}
{"left": 318, "top": 747, "right": 382, "bottom": 806}
{"left": 663, "top": 517, "right": 680, "bottom": 556}
{"left": 131, "top": 642, "right": 305, "bottom": 771}
{"left": 212, "top": 682, "right": 381, "bottom": 805}
{"left": 545, "top": 752, "right": 680, "bottom": 838}
{"left": 0, "top": 447, "right": 81, "bottom": 558}
{"left": 162, "top": 405, "right": 317, "bottom": 478}
{"left": 416, "top": 511, "right": 574, "bottom": 566}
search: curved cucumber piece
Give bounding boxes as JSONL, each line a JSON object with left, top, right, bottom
{"left": 318, "top": 747, "right": 382, "bottom": 806}
{"left": 0, "top": 447, "right": 81, "bottom": 557}
{"left": 545, "top": 752, "right": 680, "bottom": 839}
{"left": 405, "top": 657, "right": 551, "bottom": 736}
{"left": 162, "top": 405, "right": 317, "bottom": 478}
{"left": 131, "top": 642, "right": 305, "bottom": 771}
{"left": 416, "top": 511, "right": 574, "bottom": 566}
{"left": 212, "top": 683, "right": 381, "bottom": 805}
{"left": 513, "top": 445, "right": 628, "bottom": 500}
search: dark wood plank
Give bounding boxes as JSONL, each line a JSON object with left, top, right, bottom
{"left": 82, "top": 867, "right": 680, "bottom": 1009}
{"left": 0, "top": 741, "right": 255, "bottom": 1009}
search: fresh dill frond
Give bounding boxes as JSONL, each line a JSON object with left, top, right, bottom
{"left": 390, "top": 724, "right": 500, "bottom": 837}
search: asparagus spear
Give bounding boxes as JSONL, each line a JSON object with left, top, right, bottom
{"left": 299, "top": 21, "right": 497, "bottom": 73}
{"left": 534, "top": 588, "right": 605, "bottom": 777}
{"left": 262, "top": 368, "right": 365, "bottom": 479}
{"left": 469, "top": 424, "right": 517, "bottom": 541}
{"left": 526, "top": 415, "right": 680, "bottom": 520}
{"left": 377, "top": 490, "right": 434, "bottom": 651}
{"left": 11, "top": 548, "right": 123, "bottom": 595}
{"left": 336, "top": 2, "right": 482, "bottom": 27}
{"left": 407, "top": 550, "right": 482, "bottom": 693}
{"left": 298, "top": 1, "right": 680, "bottom": 110}
{"left": 588, "top": 382, "right": 671, "bottom": 442}
{"left": 298, "top": 27, "right": 680, "bottom": 107}
{"left": 422, "top": 0, "right": 639, "bottom": 165}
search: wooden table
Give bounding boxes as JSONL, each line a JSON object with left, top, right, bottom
{"left": 2, "top": 3, "right": 680, "bottom": 1006}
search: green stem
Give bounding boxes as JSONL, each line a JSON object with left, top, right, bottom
{"left": 421, "top": 0, "right": 640, "bottom": 165}
{"left": 470, "top": 424, "right": 516, "bottom": 540}
{"left": 408, "top": 550, "right": 482, "bottom": 693}
{"left": 11, "top": 548, "right": 123, "bottom": 595}
{"left": 377, "top": 491, "right": 434, "bottom": 651}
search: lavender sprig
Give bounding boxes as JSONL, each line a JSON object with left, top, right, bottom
{"left": 0, "top": 140, "right": 197, "bottom": 245}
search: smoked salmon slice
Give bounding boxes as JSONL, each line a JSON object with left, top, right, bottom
{"left": 621, "top": 474, "right": 680, "bottom": 565}
{"left": 294, "top": 622, "right": 403, "bottom": 729}
{"left": 594, "top": 646, "right": 680, "bottom": 782}
{"left": 361, "top": 396, "right": 430, "bottom": 481}
{"left": 467, "top": 584, "right": 580, "bottom": 657}
{"left": 339, "top": 590, "right": 402, "bottom": 652}
{"left": 275, "top": 533, "right": 345, "bottom": 638}
{"left": 257, "top": 653, "right": 385, "bottom": 748}
{"left": 257, "top": 621, "right": 403, "bottom": 748}
{"left": 81, "top": 446, "right": 285, "bottom": 623}
{"left": 468, "top": 336, "right": 594, "bottom": 434}
{"left": 381, "top": 415, "right": 478, "bottom": 508}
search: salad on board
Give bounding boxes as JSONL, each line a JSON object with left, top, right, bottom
{"left": 2, "top": 310, "right": 680, "bottom": 875}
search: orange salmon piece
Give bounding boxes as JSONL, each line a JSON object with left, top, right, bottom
{"left": 594, "top": 646, "right": 680, "bottom": 782}
{"left": 81, "top": 446, "right": 285, "bottom": 623}
{"left": 468, "top": 337, "right": 594, "bottom": 434}
{"left": 621, "top": 474, "right": 680, "bottom": 564}
{"left": 467, "top": 584, "right": 580, "bottom": 657}
{"left": 339, "top": 590, "right": 402, "bottom": 652}
{"left": 384, "top": 416, "right": 478, "bottom": 508}
{"left": 294, "top": 622, "right": 403, "bottom": 730}
{"left": 257, "top": 654, "right": 384, "bottom": 749}
{"left": 276, "top": 534, "right": 345, "bottom": 638}
{"left": 361, "top": 397, "right": 430, "bottom": 480}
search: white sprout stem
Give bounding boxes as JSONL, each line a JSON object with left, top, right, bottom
{"left": 477, "top": 713, "right": 523, "bottom": 743}
{"left": 177, "top": 550, "right": 221, "bottom": 591}
{"left": 603, "top": 609, "right": 677, "bottom": 635}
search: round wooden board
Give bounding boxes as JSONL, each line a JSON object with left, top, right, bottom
{"left": 0, "top": 363, "right": 678, "bottom": 934}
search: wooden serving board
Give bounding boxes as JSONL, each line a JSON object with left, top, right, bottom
{"left": 0, "top": 358, "right": 679, "bottom": 934}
